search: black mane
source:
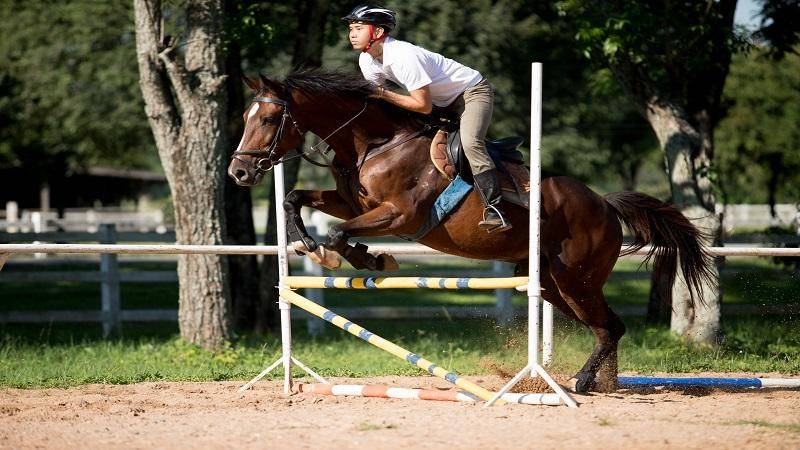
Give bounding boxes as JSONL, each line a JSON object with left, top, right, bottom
{"left": 274, "top": 67, "right": 428, "bottom": 129}
{"left": 283, "top": 67, "right": 375, "bottom": 99}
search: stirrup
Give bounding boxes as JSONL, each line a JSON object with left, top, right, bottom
{"left": 479, "top": 205, "right": 512, "bottom": 233}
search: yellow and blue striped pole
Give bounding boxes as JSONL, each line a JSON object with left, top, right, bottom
{"left": 279, "top": 288, "right": 505, "bottom": 405}
{"left": 284, "top": 276, "right": 528, "bottom": 290}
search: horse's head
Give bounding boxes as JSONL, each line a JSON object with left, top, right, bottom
{"left": 228, "top": 75, "right": 303, "bottom": 186}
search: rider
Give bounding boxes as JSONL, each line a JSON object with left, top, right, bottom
{"left": 343, "top": 5, "right": 511, "bottom": 233}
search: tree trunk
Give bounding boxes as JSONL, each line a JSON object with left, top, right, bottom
{"left": 257, "top": 0, "right": 332, "bottom": 331}
{"left": 134, "top": 0, "right": 232, "bottom": 349}
{"left": 222, "top": 0, "right": 261, "bottom": 332}
{"left": 645, "top": 100, "right": 722, "bottom": 345}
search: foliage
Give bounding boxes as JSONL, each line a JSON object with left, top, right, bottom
{"left": 558, "top": 0, "right": 749, "bottom": 104}
{"left": 0, "top": 0, "right": 157, "bottom": 179}
{"left": 755, "top": 0, "right": 800, "bottom": 59}
{"left": 716, "top": 48, "right": 800, "bottom": 204}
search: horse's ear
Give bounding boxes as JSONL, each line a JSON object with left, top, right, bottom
{"left": 259, "top": 73, "right": 286, "bottom": 97}
{"left": 242, "top": 75, "right": 259, "bottom": 92}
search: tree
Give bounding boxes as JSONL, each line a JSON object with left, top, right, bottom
{"left": 134, "top": 0, "right": 232, "bottom": 349}
{"left": 0, "top": 1, "right": 157, "bottom": 195}
{"left": 560, "top": 0, "right": 800, "bottom": 342}
{"left": 716, "top": 48, "right": 800, "bottom": 211}
{"left": 560, "top": 1, "right": 745, "bottom": 343}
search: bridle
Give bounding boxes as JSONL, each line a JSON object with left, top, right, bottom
{"left": 231, "top": 95, "right": 369, "bottom": 174}
{"left": 231, "top": 96, "right": 299, "bottom": 174}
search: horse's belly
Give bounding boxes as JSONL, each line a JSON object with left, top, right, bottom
{"left": 417, "top": 194, "right": 529, "bottom": 263}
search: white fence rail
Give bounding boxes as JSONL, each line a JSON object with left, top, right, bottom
{"left": 1, "top": 201, "right": 168, "bottom": 233}
{"left": 0, "top": 225, "right": 519, "bottom": 336}
{"left": 3, "top": 202, "right": 799, "bottom": 234}
{"left": 1, "top": 225, "right": 799, "bottom": 337}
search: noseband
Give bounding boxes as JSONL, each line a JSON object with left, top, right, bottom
{"left": 231, "top": 96, "right": 302, "bottom": 174}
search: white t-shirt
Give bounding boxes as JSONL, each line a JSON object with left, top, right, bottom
{"left": 358, "top": 37, "right": 483, "bottom": 107}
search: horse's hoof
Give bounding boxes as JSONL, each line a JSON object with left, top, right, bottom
{"left": 377, "top": 254, "right": 399, "bottom": 272}
{"left": 292, "top": 240, "right": 309, "bottom": 255}
{"left": 566, "top": 377, "right": 578, "bottom": 391}
{"left": 293, "top": 241, "right": 341, "bottom": 269}
{"left": 571, "top": 372, "right": 595, "bottom": 394}
{"left": 313, "top": 246, "right": 342, "bottom": 270}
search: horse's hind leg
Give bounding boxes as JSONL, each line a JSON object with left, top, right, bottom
{"left": 547, "top": 261, "right": 625, "bottom": 393}
{"left": 566, "top": 293, "right": 625, "bottom": 393}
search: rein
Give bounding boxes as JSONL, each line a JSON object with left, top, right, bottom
{"left": 231, "top": 96, "right": 368, "bottom": 173}
{"left": 232, "top": 95, "right": 430, "bottom": 174}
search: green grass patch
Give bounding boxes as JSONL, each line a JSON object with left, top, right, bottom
{"left": 0, "top": 314, "right": 797, "bottom": 389}
{"left": 733, "top": 420, "right": 800, "bottom": 433}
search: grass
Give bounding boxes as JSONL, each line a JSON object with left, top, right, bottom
{"left": 733, "top": 420, "right": 800, "bottom": 433}
{"left": 0, "top": 314, "right": 797, "bottom": 389}
{"left": 0, "top": 257, "right": 797, "bottom": 388}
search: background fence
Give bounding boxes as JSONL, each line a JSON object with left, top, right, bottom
{"left": 3, "top": 201, "right": 799, "bottom": 234}
{"left": 0, "top": 224, "right": 522, "bottom": 336}
{"left": 2, "top": 214, "right": 799, "bottom": 337}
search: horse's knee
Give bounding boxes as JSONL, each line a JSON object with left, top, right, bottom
{"left": 283, "top": 190, "right": 302, "bottom": 212}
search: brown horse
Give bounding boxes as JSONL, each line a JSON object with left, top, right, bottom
{"left": 227, "top": 68, "right": 714, "bottom": 393}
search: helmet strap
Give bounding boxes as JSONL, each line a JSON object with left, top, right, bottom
{"left": 363, "top": 24, "right": 387, "bottom": 53}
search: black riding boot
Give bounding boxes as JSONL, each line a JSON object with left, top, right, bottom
{"left": 473, "top": 169, "right": 512, "bottom": 233}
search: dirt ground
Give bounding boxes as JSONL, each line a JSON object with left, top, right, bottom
{"left": 1, "top": 373, "right": 799, "bottom": 449}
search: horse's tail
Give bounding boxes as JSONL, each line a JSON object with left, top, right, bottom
{"left": 604, "top": 191, "right": 716, "bottom": 306}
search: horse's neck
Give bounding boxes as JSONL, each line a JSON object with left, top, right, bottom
{"left": 293, "top": 94, "right": 402, "bottom": 167}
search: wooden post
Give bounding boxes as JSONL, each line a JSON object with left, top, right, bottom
{"left": 0, "top": 253, "right": 8, "bottom": 271}
{"left": 99, "top": 224, "right": 121, "bottom": 338}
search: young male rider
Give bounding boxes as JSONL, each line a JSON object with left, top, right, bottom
{"left": 344, "top": 5, "right": 511, "bottom": 233}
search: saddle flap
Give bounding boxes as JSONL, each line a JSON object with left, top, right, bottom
{"left": 430, "top": 128, "right": 531, "bottom": 210}
{"left": 430, "top": 130, "right": 457, "bottom": 181}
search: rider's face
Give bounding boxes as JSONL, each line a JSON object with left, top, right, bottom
{"left": 348, "top": 22, "right": 382, "bottom": 51}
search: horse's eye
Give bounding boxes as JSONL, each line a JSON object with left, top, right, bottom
{"left": 262, "top": 117, "right": 275, "bottom": 126}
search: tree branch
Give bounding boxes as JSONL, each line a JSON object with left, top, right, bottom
{"left": 157, "top": 44, "right": 194, "bottom": 110}
{"left": 133, "top": 0, "right": 180, "bottom": 166}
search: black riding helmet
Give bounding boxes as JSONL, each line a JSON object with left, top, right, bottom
{"left": 342, "top": 5, "right": 396, "bottom": 32}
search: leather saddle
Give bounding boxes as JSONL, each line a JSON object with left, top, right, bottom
{"left": 430, "top": 128, "right": 530, "bottom": 209}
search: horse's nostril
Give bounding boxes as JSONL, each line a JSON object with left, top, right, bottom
{"left": 235, "top": 169, "right": 248, "bottom": 180}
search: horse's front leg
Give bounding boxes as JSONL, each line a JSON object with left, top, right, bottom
{"left": 284, "top": 189, "right": 356, "bottom": 269}
{"left": 324, "top": 203, "right": 405, "bottom": 271}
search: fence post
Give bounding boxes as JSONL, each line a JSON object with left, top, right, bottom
{"left": 31, "top": 212, "right": 45, "bottom": 259}
{"left": 6, "top": 201, "right": 18, "bottom": 233}
{"left": 99, "top": 224, "right": 121, "bottom": 338}
{"left": 494, "top": 261, "right": 514, "bottom": 325}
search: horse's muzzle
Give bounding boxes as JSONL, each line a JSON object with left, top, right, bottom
{"left": 228, "top": 165, "right": 260, "bottom": 186}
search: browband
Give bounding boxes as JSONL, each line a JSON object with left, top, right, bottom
{"left": 253, "top": 96, "right": 288, "bottom": 106}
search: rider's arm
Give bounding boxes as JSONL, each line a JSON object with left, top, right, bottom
{"left": 374, "top": 85, "right": 433, "bottom": 114}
